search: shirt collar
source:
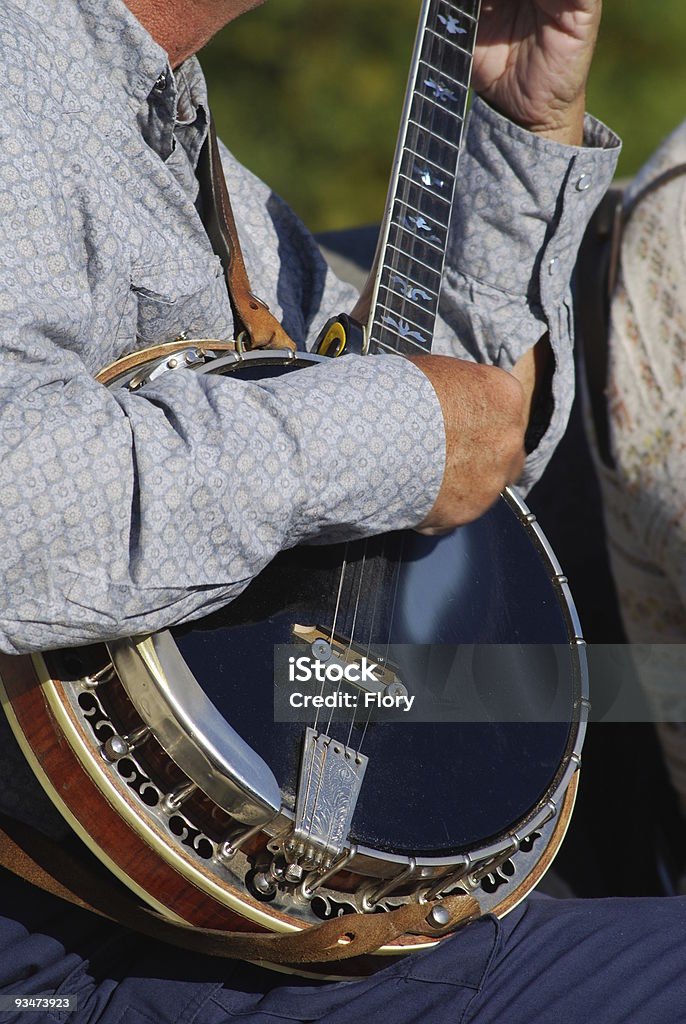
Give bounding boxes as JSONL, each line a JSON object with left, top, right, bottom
{"left": 173, "top": 57, "right": 210, "bottom": 168}
{"left": 73, "top": 0, "right": 170, "bottom": 111}
{"left": 141, "top": 56, "right": 209, "bottom": 164}
{"left": 73, "top": 0, "right": 210, "bottom": 165}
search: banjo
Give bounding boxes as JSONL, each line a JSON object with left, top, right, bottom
{"left": 0, "top": 0, "right": 588, "bottom": 977}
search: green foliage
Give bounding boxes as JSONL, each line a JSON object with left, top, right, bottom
{"left": 202, "top": 2, "right": 686, "bottom": 232}
{"left": 587, "top": 2, "right": 686, "bottom": 181}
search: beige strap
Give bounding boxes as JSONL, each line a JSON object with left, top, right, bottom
{"left": 578, "top": 163, "right": 686, "bottom": 469}
{"left": 197, "top": 120, "right": 296, "bottom": 353}
{"left": 576, "top": 185, "right": 624, "bottom": 468}
{"left": 0, "top": 818, "right": 478, "bottom": 965}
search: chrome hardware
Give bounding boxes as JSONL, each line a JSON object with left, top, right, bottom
{"left": 292, "top": 727, "right": 368, "bottom": 862}
{"left": 217, "top": 822, "right": 268, "bottom": 863}
{"left": 107, "top": 634, "right": 282, "bottom": 823}
{"left": 361, "top": 858, "right": 417, "bottom": 911}
{"left": 311, "top": 638, "right": 332, "bottom": 662}
{"left": 300, "top": 846, "right": 358, "bottom": 899}
{"left": 101, "top": 734, "right": 129, "bottom": 762}
{"left": 426, "top": 904, "right": 451, "bottom": 928}
{"left": 252, "top": 870, "right": 278, "bottom": 897}
{"left": 101, "top": 726, "right": 150, "bottom": 761}
{"left": 543, "top": 799, "right": 558, "bottom": 824}
{"left": 124, "top": 725, "right": 152, "bottom": 751}
{"left": 469, "top": 840, "right": 519, "bottom": 887}
{"left": 127, "top": 347, "right": 210, "bottom": 391}
{"left": 423, "top": 856, "right": 471, "bottom": 900}
{"left": 17, "top": 0, "right": 591, "bottom": 948}
{"left": 84, "top": 663, "right": 115, "bottom": 688}
{"left": 162, "top": 780, "right": 198, "bottom": 812}
{"left": 31, "top": 474, "right": 586, "bottom": 937}
{"left": 285, "top": 862, "right": 304, "bottom": 884}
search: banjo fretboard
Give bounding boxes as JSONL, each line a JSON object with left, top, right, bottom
{"left": 367, "top": 0, "right": 480, "bottom": 356}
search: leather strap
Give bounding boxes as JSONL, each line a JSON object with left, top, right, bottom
{"left": 0, "top": 817, "right": 479, "bottom": 965}
{"left": 197, "top": 119, "right": 296, "bottom": 353}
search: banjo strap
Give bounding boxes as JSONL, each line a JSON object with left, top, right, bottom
{"left": 0, "top": 815, "right": 478, "bottom": 965}
{"left": 196, "top": 117, "right": 296, "bottom": 353}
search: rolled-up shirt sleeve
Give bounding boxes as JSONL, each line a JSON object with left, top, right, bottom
{"left": 434, "top": 96, "right": 621, "bottom": 490}
{"left": 0, "top": 335, "right": 445, "bottom": 656}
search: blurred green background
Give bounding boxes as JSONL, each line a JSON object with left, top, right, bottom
{"left": 202, "top": 1, "right": 686, "bottom": 233}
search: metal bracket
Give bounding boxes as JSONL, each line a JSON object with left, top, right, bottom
{"left": 127, "top": 347, "right": 210, "bottom": 391}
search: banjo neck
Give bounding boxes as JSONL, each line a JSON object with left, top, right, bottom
{"left": 357, "top": 0, "right": 481, "bottom": 356}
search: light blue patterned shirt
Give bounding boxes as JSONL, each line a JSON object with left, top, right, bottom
{"left": 0, "top": 0, "right": 619, "bottom": 662}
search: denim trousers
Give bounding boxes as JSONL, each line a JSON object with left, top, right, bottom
{"left": 0, "top": 869, "right": 685, "bottom": 1024}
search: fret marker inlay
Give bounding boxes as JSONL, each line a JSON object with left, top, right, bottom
{"left": 438, "top": 14, "right": 467, "bottom": 35}
{"left": 390, "top": 275, "right": 432, "bottom": 304}
{"left": 403, "top": 214, "right": 441, "bottom": 244}
{"left": 417, "top": 167, "right": 446, "bottom": 189}
{"left": 424, "top": 78, "right": 458, "bottom": 104}
{"left": 381, "top": 316, "right": 428, "bottom": 346}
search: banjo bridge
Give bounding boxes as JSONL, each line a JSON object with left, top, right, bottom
{"left": 291, "top": 624, "right": 408, "bottom": 700}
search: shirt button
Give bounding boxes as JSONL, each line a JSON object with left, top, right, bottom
{"left": 153, "top": 72, "right": 168, "bottom": 93}
{"left": 576, "top": 173, "right": 592, "bottom": 192}
{"left": 548, "top": 257, "right": 559, "bottom": 276}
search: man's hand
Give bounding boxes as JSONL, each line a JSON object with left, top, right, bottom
{"left": 408, "top": 356, "right": 526, "bottom": 532}
{"left": 472, "top": 1, "right": 602, "bottom": 145}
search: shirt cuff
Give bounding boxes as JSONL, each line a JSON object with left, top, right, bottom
{"left": 448, "top": 95, "right": 621, "bottom": 307}
{"left": 438, "top": 95, "right": 620, "bottom": 490}
{"left": 260, "top": 353, "right": 445, "bottom": 542}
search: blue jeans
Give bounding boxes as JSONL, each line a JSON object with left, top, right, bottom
{"left": 0, "top": 870, "right": 685, "bottom": 1024}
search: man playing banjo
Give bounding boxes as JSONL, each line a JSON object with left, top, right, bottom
{"left": 0, "top": 0, "right": 684, "bottom": 1021}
